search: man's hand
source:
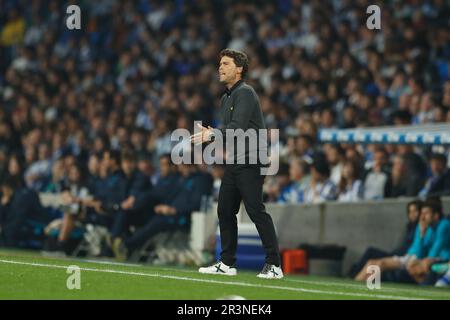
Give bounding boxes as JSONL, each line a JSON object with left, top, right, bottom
{"left": 91, "top": 200, "right": 105, "bottom": 214}
{"left": 61, "top": 191, "right": 75, "bottom": 204}
{"left": 190, "top": 123, "right": 214, "bottom": 145}
{"left": 154, "top": 204, "right": 176, "bottom": 216}
{"left": 81, "top": 198, "right": 95, "bottom": 207}
{"left": 1, "top": 191, "right": 12, "bottom": 206}
{"left": 407, "top": 258, "right": 437, "bottom": 283}
{"left": 121, "top": 196, "right": 135, "bottom": 210}
{"left": 423, "top": 258, "right": 438, "bottom": 270}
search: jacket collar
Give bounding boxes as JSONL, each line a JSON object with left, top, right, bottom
{"left": 224, "top": 79, "right": 244, "bottom": 96}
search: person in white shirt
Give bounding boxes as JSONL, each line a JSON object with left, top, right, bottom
{"left": 363, "top": 147, "right": 391, "bottom": 200}
{"left": 338, "top": 159, "right": 363, "bottom": 202}
{"left": 324, "top": 143, "right": 345, "bottom": 186}
{"left": 303, "top": 153, "right": 337, "bottom": 204}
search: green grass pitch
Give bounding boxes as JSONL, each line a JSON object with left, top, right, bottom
{"left": 1, "top": 249, "right": 450, "bottom": 300}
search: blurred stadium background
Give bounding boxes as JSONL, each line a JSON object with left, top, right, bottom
{"left": 1, "top": 0, "right": 450, "bottom": 299}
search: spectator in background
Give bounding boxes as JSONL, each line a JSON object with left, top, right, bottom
{"left": 148, "top": 113, "right": 177, "bottom": 167}
{"left": 406, "top": 198, "right": 450, "bottom": 285}
{"left": 120, "top": 151, "right": 152, "bottom": 202}
{"left": 355, "top": 198, "right": 435, "bottom": 283}
{"left": 396, "top": 145, "right": 427, "bottom": 196}
{"left": 0, "top": 8, "right": 25, "bottom": 47}
{"left": 337, "top": 159, "right": 363, "bottom": 202}
{"left": 6, "top": 154, "right": 25, "bottom": 188}
{"left": 363, "top": 147, "right": 391, "bottom": 200}
{"left": 109, "top": 154, "right": 180, "bottom": 243}
{"left": 112, "top": 164, "right": 212, "bottom": 261}
{"left": 278, "top": 158, "right": 311, "bottom": 204}
{"left": 0, "top": 175, "right": 50, "bottom": 248}
{"left": 108, "top": 151, "right": 152, "bottom": 242}
{"left": 295, "top": 134, "right": 315, "bottom": 162}
{"left": 264, "top": 162, "right": 290, "bottom": 203}
{"left": 349, "top": 199, "right": 421, "bottom": 278}
{"left": 136, "top": 152, "right": 153, "bottom": 184}
{"left": 324, "top": 143, "right": 345, "bottom": 186}
{"left": 43, "top": 158, "right": 66, "bottom": 193}
{"left": 0, "top": 148, "right": 8, "bottom": 181}
{"left": 47, "top": 164, "right": 90, "bottom": 254}
{"left": 320, "top": 108, "right": 337, "bottom": 129}
{"left": 80, "top": 150, "right": 126, "bottom": 230}
{"left": 419, "top": 153, "right": 450, "bottom": 197}
{"left": 85, "top": 153, "right": 102, "bottom": 196}
{"left": 390, "top": 155, "right": 417, "bottom": 197}
{"left": 303, "top": 154, "right": 337, "bottom": 204}
{"left": 24, "top": 143, "right": 52, "bottom": 191}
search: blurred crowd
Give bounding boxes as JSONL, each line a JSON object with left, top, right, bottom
{"left": 0, "top": 0, "right": 450, "bottom": 252}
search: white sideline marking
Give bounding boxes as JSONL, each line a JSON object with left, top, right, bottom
{"left": 112, "top": 264, "right": 447, "bottom": 298}
{"left": 82, "top": 259, "right": 144, "bottom": 267}
{"left": 0, "top": 259, "right": 426, "bottom": 300}
{"left": 283, "top": 278, "right": 450, "bottom": 297}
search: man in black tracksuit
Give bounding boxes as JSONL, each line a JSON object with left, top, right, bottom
{"left": 192, "top": 49, "right": 282, "bottom": 279}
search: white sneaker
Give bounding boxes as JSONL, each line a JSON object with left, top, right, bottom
{"left": 435, "top": 274, "right": 450, "bottom": 287}
{"left": 257, "top": 264, "right": 284, "bottom": 279}
{"left": 198, "top": 261, "right": 237, "bottom": 276}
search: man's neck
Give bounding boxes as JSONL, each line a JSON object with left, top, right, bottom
{"left": 125, "top": 170, "right": 134, "bottom": 178}
{"left": 226, "top": 78, "right": 241, "bottom": 89}
{"left": 110, "top": 167, "right": 120, "bottom": 174}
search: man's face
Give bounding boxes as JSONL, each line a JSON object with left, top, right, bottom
{"left": 325, "top": 145, "right": 339, "bottom": 165}
{"left": 296, "top": 137, "right": 310, "bottom": 155}
{"left": 392, "top": 156, "right": 405, "bottom": 175}
{"left": 397, "top": 145, "right": 412, "bottom": 155}
{"left": 101, "top": 152, "right": 111, "bottom": 172}
{"left": 342, "top": 162, "right": 354, "bottom": 179}
{"left": 178, "top": 163, "right": 191, "bottom": 177}
{"left": 219, "top": 56, "right": 242, "bottom": 85}
{"left": 1, "top": 185, "right": 12, "bottom": 197}
{"left": 310, "top": 167, "right": 320, "bottom": 181}
{"left": 159, "top": 157, "right": 171, "bottom": 177}
{"left": 68, "top": 166, "right": 80, "bottom": 183}
{"left": 121, "top": 159, "right": 135, "bottom": 176}
{"left": 88, "top": 155, "right": 99, "bottom": 175}
{"left": 289, "top": 161, "right": 303, "bottom": 181}
{"left": 407, "top": 204, "right": 419, "bottom": 223}
{"left": 138, "top": 159, "right": 152, "bottom": 176}
{"left": 276, "top": 174, "right": 290, "bottom": 187}
{"left": 373, "top": 151, "right": 385, "bottom": 167}
{"left": 38, "top": 144, "right": 49, "bottom": 160}
{"left": 430, "top": 159, "right": 445, "bottom": 176}
{"left": 420, "top": 207, "right": 433, "bottom": 225}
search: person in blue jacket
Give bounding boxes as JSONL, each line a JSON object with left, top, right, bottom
{"left": 406, "top": 197, "right": 450, "bottom": 284}
{"left": 83, "top": 149, "right": 127, "bottom": 227}
{"left": 0, "top": 175, "right": 50, "bottom": 248}
{"left": 110, "top": 155, "right": 181, "bottom": 243}
{"left": 355, "top": 198, "right": 436, "bottom": 282}
{"left": 111, "top": 162, "right": 213, "bottom": 261}
{"left": 349, "top": 199, "right": 421, "bottom": 279}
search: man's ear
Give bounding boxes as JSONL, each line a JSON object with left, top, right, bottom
{"left": 236, "top": 66, "right": 243, "bottom": 77}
